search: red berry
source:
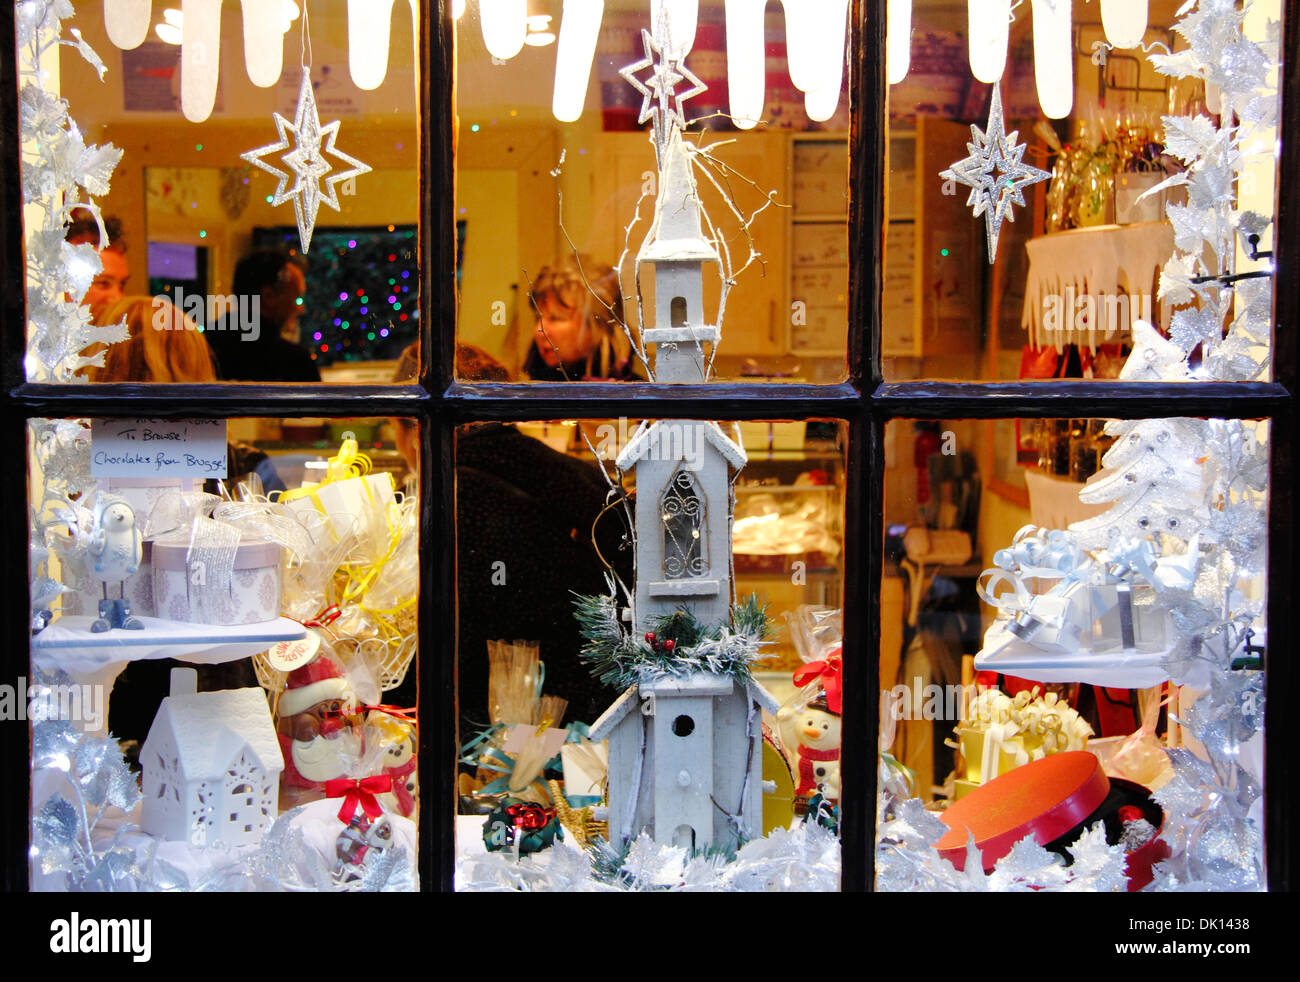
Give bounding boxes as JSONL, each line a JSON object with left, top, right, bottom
{"left": 662, "top": 639, "right": 676, "bottom": 652}
{"left": 645, "top": 632, "right": 656, "bottom": 644}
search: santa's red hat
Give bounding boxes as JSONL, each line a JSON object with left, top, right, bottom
{"left": 279, "top": 657, "right": 351, "bottom": 717}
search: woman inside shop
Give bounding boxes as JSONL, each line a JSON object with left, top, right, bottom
{"left": 522, "top": 256, "right": 641, "bottom": 382}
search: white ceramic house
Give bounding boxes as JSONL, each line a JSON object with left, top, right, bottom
{"left": 590, "top": 73, "right": 778, "bottom": 851}
{"left": 142, "top": 667, "right": 283, "bottom": 847}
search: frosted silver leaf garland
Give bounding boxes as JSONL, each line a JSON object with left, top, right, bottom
{"left": 939, "top": 85, "right": 1051, "bottom": 263}
{"left": 241, "top": 73, "right": 373, "bottom": 254}
{"left": 18, "top": 0, "right": 128, "bottom": 381}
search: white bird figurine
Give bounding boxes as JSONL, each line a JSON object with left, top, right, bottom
{"left": 86, "top": 492, "right": 144, "bottom": 632}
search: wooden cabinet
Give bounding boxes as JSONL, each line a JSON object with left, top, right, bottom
{"left": 886, "top": 119, "right": 986, "bottom": 361}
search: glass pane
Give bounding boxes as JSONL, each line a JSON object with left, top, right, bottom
{"left": 454, "top": 417, "right": 846, "bottom": 890}
{"left": 884, "top": 1, "right": 1280, "bottom": 382}
{"left": 453, "top": 1, "right": 850, "bottom": 383}
{"left": 29, "top": 416, "right": 420, "bottom": 890}
{"left": 877, "top": 415, "right": 1269, "bottom": 891}
{"left": 21, "top": 4, "right": 420, "bottom": 383}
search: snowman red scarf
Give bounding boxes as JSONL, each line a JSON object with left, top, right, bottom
{"left": 795, "top": 745, "right": 840, "bottom": 796}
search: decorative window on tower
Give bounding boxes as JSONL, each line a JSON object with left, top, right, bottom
{"left": 662, "top": 467, "right": 706, "bottom": 579}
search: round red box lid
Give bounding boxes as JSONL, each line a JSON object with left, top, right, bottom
{"left": 937, "top": 751, "right": 1110, "bottom": 871}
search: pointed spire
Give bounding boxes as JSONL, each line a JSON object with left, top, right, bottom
{"left": 618, "top": 5, "right": 707, "bottom": 166}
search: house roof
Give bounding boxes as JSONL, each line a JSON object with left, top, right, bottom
{"left": 587, "top": 674, "right": 781, "bottom": 739}
{"left": 589, "top": 684, "right": 640, "bottom": 742}
{"left": 615, "top": 420, "right": 747, "bottom": 472}
{"left": 146, "top": 687, "right": 284, "bottom": 783}
{"left": 638, "top": 128, "right": 720, "bottom": 265}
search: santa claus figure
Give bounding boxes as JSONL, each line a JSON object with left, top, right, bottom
{"left": 276, "top": 657, "right": 363, "bottom": 796}
{"left": 792, "top": 694, "right": 842, "bottom": 803}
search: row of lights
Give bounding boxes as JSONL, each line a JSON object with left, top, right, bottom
{"left": 155, "top": 0, "right": 300, "bottom": 46}
{"left": 467, "top": 0, "right": 848, "bottom": 127}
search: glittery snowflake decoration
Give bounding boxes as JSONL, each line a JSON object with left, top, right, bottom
{"left": 939, "top": 86, "right": 1050, "bottom": 263}
{"left": 241, "top": 73, "right": 372, "bottom": 253}
{"left": 18, "top": 0, "right": 129, "bottom": 381}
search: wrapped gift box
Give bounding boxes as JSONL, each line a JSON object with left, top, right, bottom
{"left": 153, "top": 537, "right": 283, "bottom": 625}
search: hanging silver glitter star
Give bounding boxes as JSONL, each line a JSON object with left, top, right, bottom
{"left": 241, "top": 73, "right": 372, "bottom": 253}
{"left": 618, "top": 7, "right": 706, "bottom": 163}
{"left": 940, "top": 86, "right": 1050, "bottom": 262}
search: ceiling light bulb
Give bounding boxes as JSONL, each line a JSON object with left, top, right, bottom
{"left": 524, "top": 30, "right": 556, "bottom": 46}
{"left": 155, "top": 22, "right": 182, "bottom": 45}
{"left": 480, "top": 0, "right": 528, "bottom": 60}
{"left": 163, "top": 8, "right": 183, "bottom": 27}
{"left": 887, "top": 0, "right": 912, "bottom": 84}
{"left": 552, "top": 0, "right": 605, "bottom": 122}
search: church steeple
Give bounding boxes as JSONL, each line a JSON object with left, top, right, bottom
{"left": 626, "top": 12, "right": 720, "bottom": 385}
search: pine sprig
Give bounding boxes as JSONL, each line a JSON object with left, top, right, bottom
{"left": 573, "top": 592, "right": 772, "bottom": 690}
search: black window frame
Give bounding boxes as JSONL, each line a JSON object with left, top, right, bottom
{"left": 1, "top": 0, "right": 1294, "bottom": 893}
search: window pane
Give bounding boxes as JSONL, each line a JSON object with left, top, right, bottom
{"left": 877, "top": 416, "right": 1269, "bottom": 891}
{"left": 454, "top": 417, "right": 846, "bottom": 890}
{"left": 884, "top": 2, "right": 1280, "bottom": 383}
{"left": 29, "top": 416, "right": 420, "bottom": 890}
{"left": 22, "top": 4, "right": 420, "bottom": 384}
{"left": 453, "top": 1, "right": 849, "bottom": 383}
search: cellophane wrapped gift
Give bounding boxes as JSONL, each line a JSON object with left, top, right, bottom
{"left": 259, "top": 438, "right": 417, "bottom": 700}
{"left": 459, "top": 640, "right": 574, "bottom": 805}
{"left": 773, "top": 605, "right": 843, "bottom": 810}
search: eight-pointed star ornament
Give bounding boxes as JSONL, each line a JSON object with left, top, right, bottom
{"left": 618, "top": 11, "right": 706, "bottom": 163}
{"left": 241, "top": 73, "right": 372, "bottom": 253}
{"left": 940, "top": 86, "right": 1050, "bottom": 263}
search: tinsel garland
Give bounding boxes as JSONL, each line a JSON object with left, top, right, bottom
{"left": 17, "top": 0, "right": 129, "bottom": 382}
{"left": 456, "top": 822, "right": 840, "bottom": 892}
{"left": 573, "top": 591, "right": 772, "bottom": 690}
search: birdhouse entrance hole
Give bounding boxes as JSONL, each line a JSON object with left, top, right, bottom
{"left": 670, "top": 295, "right": 687, "bottom": 327}
{"left": 672, "top": 714, "right": 695, "bottom": 737}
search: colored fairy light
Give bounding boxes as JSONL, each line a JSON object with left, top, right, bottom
{"left": 360, "top": 306, "right": 368, "bottom": 314}
{"left": 198, "top": 229, "right": 207, "bottom": 237}
{"left": 380, "top": 328, "right": 389, "bottom": 337}
{"left": 313, "top": 332, "right": 322, "bottom": 341}
{"left": 295, "top": 297, "right": 303, "bottom": 305}
{"left": 348, "top": 239, "right": 357, "bottom": 248}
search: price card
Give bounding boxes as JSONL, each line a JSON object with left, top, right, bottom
{"left": 91, "top": 418, "right": 228, "bottom": 478}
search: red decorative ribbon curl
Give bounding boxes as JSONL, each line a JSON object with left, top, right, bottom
{"left": 325, "top": 774, "right": 393, "bottom": 824}
{"left": 361, "top": 704, "right": 418, "bottom": 727}
{"left": 792, "top": 648, "right": 843, "bottom": 715}
{"left": 505, "top": 803, "right": 556, "bottom": 832}
{"left": 291, "top": 604, "right": 344, "bottom": 641}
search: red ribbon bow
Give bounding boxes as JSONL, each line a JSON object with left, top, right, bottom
{"left": 793, "top": 650, "right": 842, "bottom": 716}
{"left": 505, "top": 803, "right": 555, "bottom": 832}
{"left": 325, "top": 774, "right": 393, "bottom": 825}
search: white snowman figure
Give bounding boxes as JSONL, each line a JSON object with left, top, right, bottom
{"left": 86, "top": 492, "right": 144, "bottom": 632}
{"left": 792, "top": 695, "right": 842, "bottom": 803}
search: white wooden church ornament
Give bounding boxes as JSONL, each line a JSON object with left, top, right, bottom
{"left": 587, "top": 12, "right": 778, "bottom": 853}
{"left": 142, "top": 668, "right": 283, "bottom": 847}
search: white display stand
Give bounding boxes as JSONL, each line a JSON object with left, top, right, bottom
{"left": 31, "top": 616, "right": 306, "bottom": 733}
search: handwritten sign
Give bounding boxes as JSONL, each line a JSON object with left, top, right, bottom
{"left": 91, "top": 419, "right": 228, "bottom": 478}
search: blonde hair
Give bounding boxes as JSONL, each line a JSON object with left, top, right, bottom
{"left": 528, "top": 256, "right": 630, "bottom": 377}
{"left": 86, "top": 296, "right": 218, "bottom": 383}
